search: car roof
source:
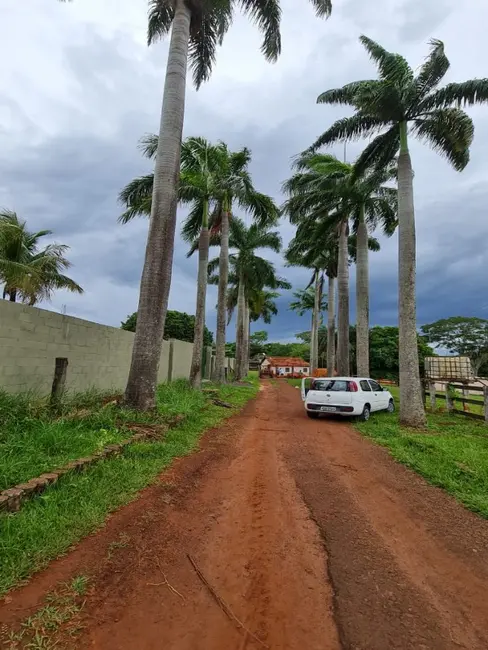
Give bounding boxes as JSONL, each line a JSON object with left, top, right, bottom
{"left": 313, "top": 377, "right": 374, "bottom": 382}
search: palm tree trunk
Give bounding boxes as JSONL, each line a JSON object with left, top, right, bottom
{"left": 337, "top": 220, "right": 350, "bottom": 376}
{"left": 214, "top": 200, "right": 230, "bottom": 382}
{"left": 9, "top": 289, "right": 17, "bottom": 303}
{"left": 356, "top": 204, "right": 369, "bottom": 377}
{"left": 235, "top": 273, "right": 246, "bottom": 380}
{"left": 124, "top": 0, "right": 191, "bottom": 410}
{"left": 189, "top": 203, "right": 209, "bottom": 389}
{"left": 243, "top": 301, "right": 250, "bottom": 377}
{"left": 398, "top": 123, "right": 426, "bottom": 426}
{"left": 327, "top": 274, "right": 336, "bottom": 376}
{"left": 311, "top": 269, "right": 320, "bottom": 373}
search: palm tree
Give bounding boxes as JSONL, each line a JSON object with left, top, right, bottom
{"left": 208, "top": 218, "right": 288, "bottom": 380}
{"left": 309, "top": 36, "right": 488, "bottom": 426}
{"left": 209, "top": 144, "right": 279, "bottom": 383}
{"left": 289, "top": 284, "right": 328, "bottom": 373}
{"left": 0, "top": 210, "right": 83, "bottom": 305}
{"left": 107, "top": 0, "right": 332, "bottom": 409}
{"left": 285, "top": 219, "right": 339, "bottom": 376}
{"left": 284, "top": 153, "right": 397, "bottom": 376}
{"left": 119, "top": 135, "right": 222, "bottom": 389}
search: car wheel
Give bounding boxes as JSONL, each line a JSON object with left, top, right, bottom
{"left": 359, "top": 405, "right": 370, "bottom": 422}
{"left": 387, "top": 399, "right": 395, "bottom": 413}
{"left": 307, "top": 411, "right": 319, "bottom": 419}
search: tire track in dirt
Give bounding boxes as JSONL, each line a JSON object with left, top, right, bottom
{"left": 278, "top": 381, "right": 488, "bottom": 650}
{"left": 3, "top": 380, "right": 488, "bottom": 650}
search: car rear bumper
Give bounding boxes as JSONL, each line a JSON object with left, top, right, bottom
{"left": 305, "top": 403, "right": 358, "bottom": 415}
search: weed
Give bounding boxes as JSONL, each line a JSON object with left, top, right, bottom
{"left": 70, "top": 575, "right": 88, "bottom": 597}
{"left": 0, "top": 377, "right": 259, "bottom": 595}
{"left": 107, "top": 533, "right": 130, "bottom": 559}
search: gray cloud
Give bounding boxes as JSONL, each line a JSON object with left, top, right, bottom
{"left": 1, "top": 0, "right": 487, "bottom": 340}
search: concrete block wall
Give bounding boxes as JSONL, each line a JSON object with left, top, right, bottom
{"left": 0, "top": 301, "right": 233, "bottom": 395}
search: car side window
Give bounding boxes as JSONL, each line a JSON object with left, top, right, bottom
{"left": 369, "top": 380, "right": 381, "bottom": 392}
{"left": 360, "top": 380, "right": 371, "bottom": 391}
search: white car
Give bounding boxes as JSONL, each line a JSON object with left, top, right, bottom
{"left": 301, "top": 377, "right": 394, "bottom": 421}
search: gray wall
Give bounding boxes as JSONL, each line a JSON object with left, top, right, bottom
{"left": 0, "top": 301, "right": 228, "bottom": 395}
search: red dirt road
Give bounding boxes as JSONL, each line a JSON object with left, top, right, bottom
{"left": 2, "top": 380, "right": 488, "bottom": 649}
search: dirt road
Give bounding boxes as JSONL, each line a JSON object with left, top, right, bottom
{"left": 3, "top": 380, "right": 488, "bottom": 649}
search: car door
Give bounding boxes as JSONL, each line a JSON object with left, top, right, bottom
{"left": 301, "top": 377, "right": 313, "bottom": 401}
{"left": 359, "top": 379, "right": 373, "bottom": 410}
{"left": 368, "top": 380, "right": 385, "bottom": 411}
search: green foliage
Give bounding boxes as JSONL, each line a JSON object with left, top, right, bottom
{"left": 311, "top": 36, "right": 488, "bottom": 173}
{"left": 0, "top": 210, "right": 83, "bottom": 305}
{"left": 289, "top": 286, "right": 327, "bottom": 317}
{"left": 356, "top": 386, "right": 488, "bottom": 518}
{"left": 421, "top": 317, "right": 488, "bottom": 374}
{"left": 0, "top": 377, "right": 259, "bottom": 595}
{"left": 262, "top": 341, "right": 311, "bottom": 361}
{"left": 121, "top": 309, "right": 213, "bottom": 346}
{"left": 351, "top": 326, "right": 433, "bottom": 379}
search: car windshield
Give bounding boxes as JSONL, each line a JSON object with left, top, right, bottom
{"left": 312, "top": 380, "right": 349, "bottom": 392}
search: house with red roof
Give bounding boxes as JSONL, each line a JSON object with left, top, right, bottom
{"left": 260, "top": 356, "right": 310, "bottom": 378}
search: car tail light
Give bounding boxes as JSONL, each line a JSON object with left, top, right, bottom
{"left": 348, "top": 381, "right": 358, "bottom": 392}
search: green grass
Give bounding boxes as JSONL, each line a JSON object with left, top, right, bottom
{"left": 0, "top": 388, "right": 169, "bottom": 490}
{"left": 356, "top": 386, "right": 488, "bottom": 518}
{"left": 0, "top": 377, "right": 259, "bottom": 595}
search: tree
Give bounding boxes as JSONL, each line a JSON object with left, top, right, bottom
{"left": 421, "top": 317, "right": 488, "bottom": 376}
{"left": 0, "top": 210, "right": 83, "bottom": 305}
{"left": 208, "top": 145, "right": 279, "bottom": 383}
{"left": 250, "top": 330, "right": 268, "bottom": 357}
{"left": 289, "top": 285, "right": 327, "bottom": 372}
{"left": 207, "top": 218, "right": 288, "bottom": 380}
{"left": 309, "top": 36, "right": 488, "bottom": 426}
{"left": 285, "top": 152, "right": 397, "bottom": 377}
{"left": 121, "top": 309, "right": 213, "bottom": 346}
{"left": 95, "top": 0, "right": 333, "bottom": 410}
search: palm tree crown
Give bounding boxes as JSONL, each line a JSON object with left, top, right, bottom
{"left": 310, "top": 36, "right": 488, "bottom": 171}
{"left": 148, "top": 0, "right": 332, "bottom": 88}
{"left": 0, "top": 210, "right": 83, "bottom": 305}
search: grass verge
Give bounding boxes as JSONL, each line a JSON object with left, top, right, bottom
{"left": 356, "top": 386, "right": 488, "bottom": 519}
{"left": 0, "top": 389, "right": 170, "bottom": 490}
{"left": 0, "top": 377, "right": 259, "bottom": 595}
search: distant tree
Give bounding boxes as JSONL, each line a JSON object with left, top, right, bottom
{"left": 421, "top": 317, "right": 488, "bottom": 375}
{"left": 121, "top": 310, "right": 213, "bottom": 347}
{"left": 0, "top": 210, "right": 83, "bottom": 305}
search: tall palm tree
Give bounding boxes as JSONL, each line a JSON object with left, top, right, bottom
{"left": 208, "top": 218, "right": 288, "bottom": 380}
{"left": 91, "top": 0, "right": 331, "bottom": 409}
{"left": 0, "top": 210, "right": 83, "bottom": 305}
{"left": 284, "top": 153, "right": 396, "bottom": 376}
{"left": 119, "top": 135, "right": 222, "bottom": 389}
{"left": 289, "top": 284, "right": 327, "bottom": 373}
{"left": 209, "top": 144, "right": 279, "bottom": 383}
{"left": 309, "top": 36, "right": 488, "bottom": 426}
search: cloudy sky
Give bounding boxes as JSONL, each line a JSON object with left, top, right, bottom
{"left": 1, "top": 0, "right": 487, "bottom": 342}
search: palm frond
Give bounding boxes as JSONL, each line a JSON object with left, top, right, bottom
{"left": 418, "top": 79, "right": 488, "bottom": 112}
{"left": 317, "top": 80, "right": 377, "bottom": 106}
{"left": 138, "top": 133, "right": 159, "bottom": 160}
{"left": 147, "top": 0, "right": 174, "bottom": 46}
{"left": 415, "top": 38, "right": 450, "bottom": 99}
{"left": 413, "top": 108, "right": 473, "bottom": 171}
{"left": 309, "top": 114, "right": 386, "bottom": 152}
{"left": 238, "top": 0, "right": 282, "bottom": 61}
{"left": 359, "top": 35, "right": 413, "bottom": 86}
{"left": 308, "top": 0, "right": 332, "bottom": 18}
{"left": 353, "top": 126, "right": 400, "bottom": 176}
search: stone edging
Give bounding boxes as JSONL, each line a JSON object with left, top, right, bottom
{"left": 0, "top": 416, "right": 185, "bottom": 514}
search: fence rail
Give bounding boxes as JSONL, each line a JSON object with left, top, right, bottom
{"left": 423, "top": 380, "right": 488, "bottom": 424}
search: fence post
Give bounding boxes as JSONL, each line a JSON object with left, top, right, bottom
{"left": 167, "top": 339, "right": 175, "bottom": 382}
{"left": 445, "top": 383, "right": 454, "bottom": 413}
{"left": 50, "top": 357, "right": 68, "bottom": 408}
{"left": 429, "top": 382, "right": 436, "bottom": 411}
{"left": 484, "top": 387, "right": 488, "bottom": 425}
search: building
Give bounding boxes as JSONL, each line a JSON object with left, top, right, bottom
{"left": 261, "top": 357, "right": 310, "bottom": 378}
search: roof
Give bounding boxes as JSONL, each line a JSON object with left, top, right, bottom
{"left": 267, "top": 357, "right": 310, "bottom": 367}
